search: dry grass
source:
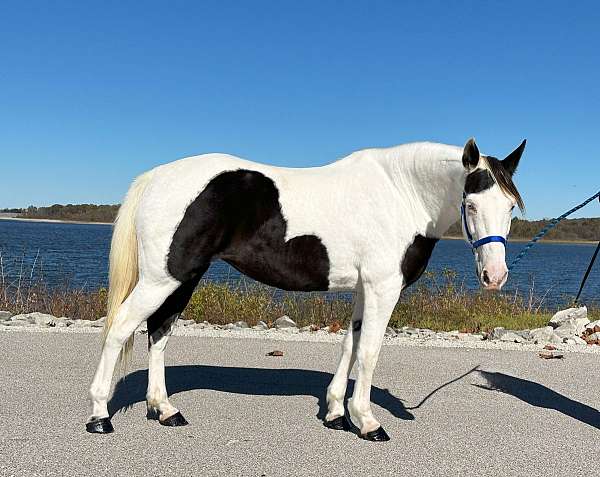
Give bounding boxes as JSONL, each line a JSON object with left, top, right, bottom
{"left": 0, "top": 256, "right": 597, "bottom": 331}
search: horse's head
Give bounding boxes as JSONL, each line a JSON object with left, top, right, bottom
{"left": 461, "top": 138, "right": 526, "bottom": 291}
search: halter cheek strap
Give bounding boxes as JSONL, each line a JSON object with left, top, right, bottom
{"left": 461, "top": 193, "right": 507, "bottom": 251}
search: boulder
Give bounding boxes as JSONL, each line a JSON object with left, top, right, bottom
{"left": 11, "top": 312, "right": 56, "bottom": 326}
{"left": 564, "top": 336, "right": 587, "bottom": 346}
{"left": 549, "top": 307, "right": 588, "bottom": 329}
{"left": 459, "top": 333, "right": 485, "bottom": 341}
{"left": 385, "top": 327, "right": 397, "bottom": 337}
{"left": 554, "top": 322, "right": 579, "bottom": 339}
{"left": 253, "top": 321, "right": 269, "bottom": 331}
{"left": 0, "top": 311, "right": 12, "bottom": 321}
{"left": 585, "top": 331, "right": 600, "bottom": 344}
{"left": 274, "top": 315, "right": 297, "bottom": 329}
{"left": 530, "top": 326, "right": 563, "bottom": 345}
{"left": 499, "top": 331, "right": 525, "bottom": 343}
{"left": 489, "top": 327, "right": 508, "bottom": 340}
{"left": 2, "top": 320, "right": 34, "bottom": 327}
{"left": 71, "top": 319, "right": 93, "bottom": 327}
{"left": 584, "top": 320, "right": 600, "bottom": 334}
{"left": 515, "top": 330, "right": 532, "bottom": 341}
{"left": 233, "top": 320, "right": 249, "bottom": 329}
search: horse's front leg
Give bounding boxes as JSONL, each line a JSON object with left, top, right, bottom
{"left": 347, "top": 274, "right": 402, "bottom": 441}
{"left": 325, "top": 284, "right": 364, "bottom": 429}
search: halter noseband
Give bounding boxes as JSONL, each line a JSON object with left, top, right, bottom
{"left": 461, "top": 193, "right": 507, "bottom": 251}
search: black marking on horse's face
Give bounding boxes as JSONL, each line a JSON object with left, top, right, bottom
{"left": 401, "top": 235, "right": 439, "bottom": 289}
{"left": 352, "top": 320, "right": 362, "bottom": 332}
{"left": 167, "top": 169, "right": 330, "bottom": 291}
{"left": 464, "top": 168, "right": 495, "bottom": 195}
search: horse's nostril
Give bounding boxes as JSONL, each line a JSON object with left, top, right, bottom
{"left": 482, "top": 270, "right": 491, "bottom": 285}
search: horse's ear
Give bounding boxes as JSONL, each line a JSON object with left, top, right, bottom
{"left": 462, "top": 138, "right": 480, "bottom": 170}
{"left": 502, "top": 139, "right": 526, "bottom": 176}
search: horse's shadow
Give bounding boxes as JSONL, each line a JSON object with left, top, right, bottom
{"left": 474, "top": 371, "right": 600, "bottom": 430}
{"left": 108, "top": 365, "right": 415, "bottom": 421}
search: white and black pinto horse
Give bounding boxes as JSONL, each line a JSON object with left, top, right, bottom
{"left": 87, "top": 138, "right": 525, "bottom": 441}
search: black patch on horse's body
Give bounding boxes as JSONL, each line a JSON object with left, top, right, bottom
{"left": 464, "top": 169, "right": 495, "bottom": 194}
{"left": 401, "top": 235, "right": 439, "bottom": 289}
{"left": 147, "top": 276, "right": 203, "bottom": 345}
{"left": 167, "top": 169, "right": 330, "bottom": 291}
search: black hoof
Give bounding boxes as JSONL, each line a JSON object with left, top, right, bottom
{"left": 86, "top": 417, "right": 114, "bottom": 434}
{"left": 323, "top": 416, "right": 352, "bottom": 431}
{"left": 361, "top": 426, "right": 390, "bottom": 442}
{"left": 160, "top": 411, "right": 188, "bottom": 427}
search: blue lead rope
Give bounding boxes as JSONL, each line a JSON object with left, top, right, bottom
{"left": 508, "top": 190, "right": 600, "bottom": 271}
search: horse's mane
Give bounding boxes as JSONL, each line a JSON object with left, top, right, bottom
{"left": 484, "top": 156, "right": 525, "bottom": 212}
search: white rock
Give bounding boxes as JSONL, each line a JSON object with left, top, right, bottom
{"left": 253, "top": 321, "right": 269, "bottom": 331}
{"left": 499, "top": 331, "right": 525, "bottom": 343}
{"left": 584, "top": 320, "right": 600, "bottom": 333}
{"left": 564, "top": 336, "right": 587, "bottom": 345}
{"left": 11, "top": 312, "right": 56, "bottom": 326}
{"left": 530, "top": 326, "right": 563, "bottom": 345}
{"left": 71, "top": 319, "right": 93, "bottom": 327}
{"left": 2, "top": 320, "right": 34, "bottom": 327}
{"left": 233, "top": 320, "right": 249, "bottom": 329}
{"left": 549, "top": 306, "right": 588, "bottom": 328}
{"left": 299, "top": 325, "right": 313, "bottom": 332}
{"left": 385, "top": 327, "right": 397, "bottom": 337}
{"left": 0, "top": 311, "right": 12, "bottom": 321}
{"left": 10, "top": 313, "right": 34, "bottom": 323}
{"left": 274, "top": 315, "right": 297, "bottom": 329}
{"left": 587, "top": 332, "right": 600, "bottom": 342}
{"left": 489, "top": 327, "right": 508, "bottom": 340}
{"left": 459, "top": 333, "right": 485, "bottom": 341}
{"left": 554, "top": 322, "right": 579, "bottom": 339}
{"left": 178, "top": 319, "right": 195, "bottom": 327}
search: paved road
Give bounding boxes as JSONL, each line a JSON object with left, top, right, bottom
{"left": 1, "top": 330, "right": 599, "bottom": 477}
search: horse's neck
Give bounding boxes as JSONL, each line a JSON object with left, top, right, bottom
{"left": 366, "top": 143, "right": 466, "bottom": 238}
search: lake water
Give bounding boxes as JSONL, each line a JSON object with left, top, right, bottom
{"left": 0, "top": 219, "right": 598, "bottom": 309}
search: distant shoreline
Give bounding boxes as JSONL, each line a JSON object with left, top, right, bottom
{"left": 442, "top": 235, "right": 596, "bottom": 245}
{"left": 0, "top": 216, "right": 594, "bottom": 244}
{"left": 0, "top": 216, "right": 112, "bottom": 226}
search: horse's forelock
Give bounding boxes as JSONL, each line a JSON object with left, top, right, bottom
{"left": 482, "top": 156, "right": 525, "bottom": 212}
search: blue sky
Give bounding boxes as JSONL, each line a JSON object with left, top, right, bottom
{"left": 1, "top": 0, "right": 598, "bottom": 219}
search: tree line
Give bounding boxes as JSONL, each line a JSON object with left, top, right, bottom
{"left": 7, "top": 204, "right": 600, "bottom": 241}
{"left": 446, "top": 217, "right": 600, "bottom": 241}
{"left": 18, "top": 204, "right": 119, "bottom": 223}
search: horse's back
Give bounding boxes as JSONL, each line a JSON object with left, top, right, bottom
{"left": 134, "top": 153, "right": 360, "bottom": 290}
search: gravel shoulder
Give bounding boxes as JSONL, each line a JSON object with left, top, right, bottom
{"left": 1, "top": 328, "right": 599, "bottom": 477}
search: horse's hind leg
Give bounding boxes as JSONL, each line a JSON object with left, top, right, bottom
{"left": 87, "top": 278, "right": 179, "bottom": 433}
{"left": 325, "top": 284, "right": 364, "bottom": 430}
{"left": 146, "top": 277, "right": 202, "bottom": 426}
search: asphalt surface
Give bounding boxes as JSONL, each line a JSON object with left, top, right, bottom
{"left": 1, "top": 330, "right": 599, "bottom": 477}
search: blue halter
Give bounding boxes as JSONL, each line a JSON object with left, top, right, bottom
{"left": 461, "top": 193, "right": 507, "bottom": 251}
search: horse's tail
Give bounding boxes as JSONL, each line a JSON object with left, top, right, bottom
{"left": 103, "top": 169, "right": 155, "bottom": 369}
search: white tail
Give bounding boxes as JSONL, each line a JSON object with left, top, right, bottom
{"left": 103, "top": 169, "right": 155, "bottom": 369}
